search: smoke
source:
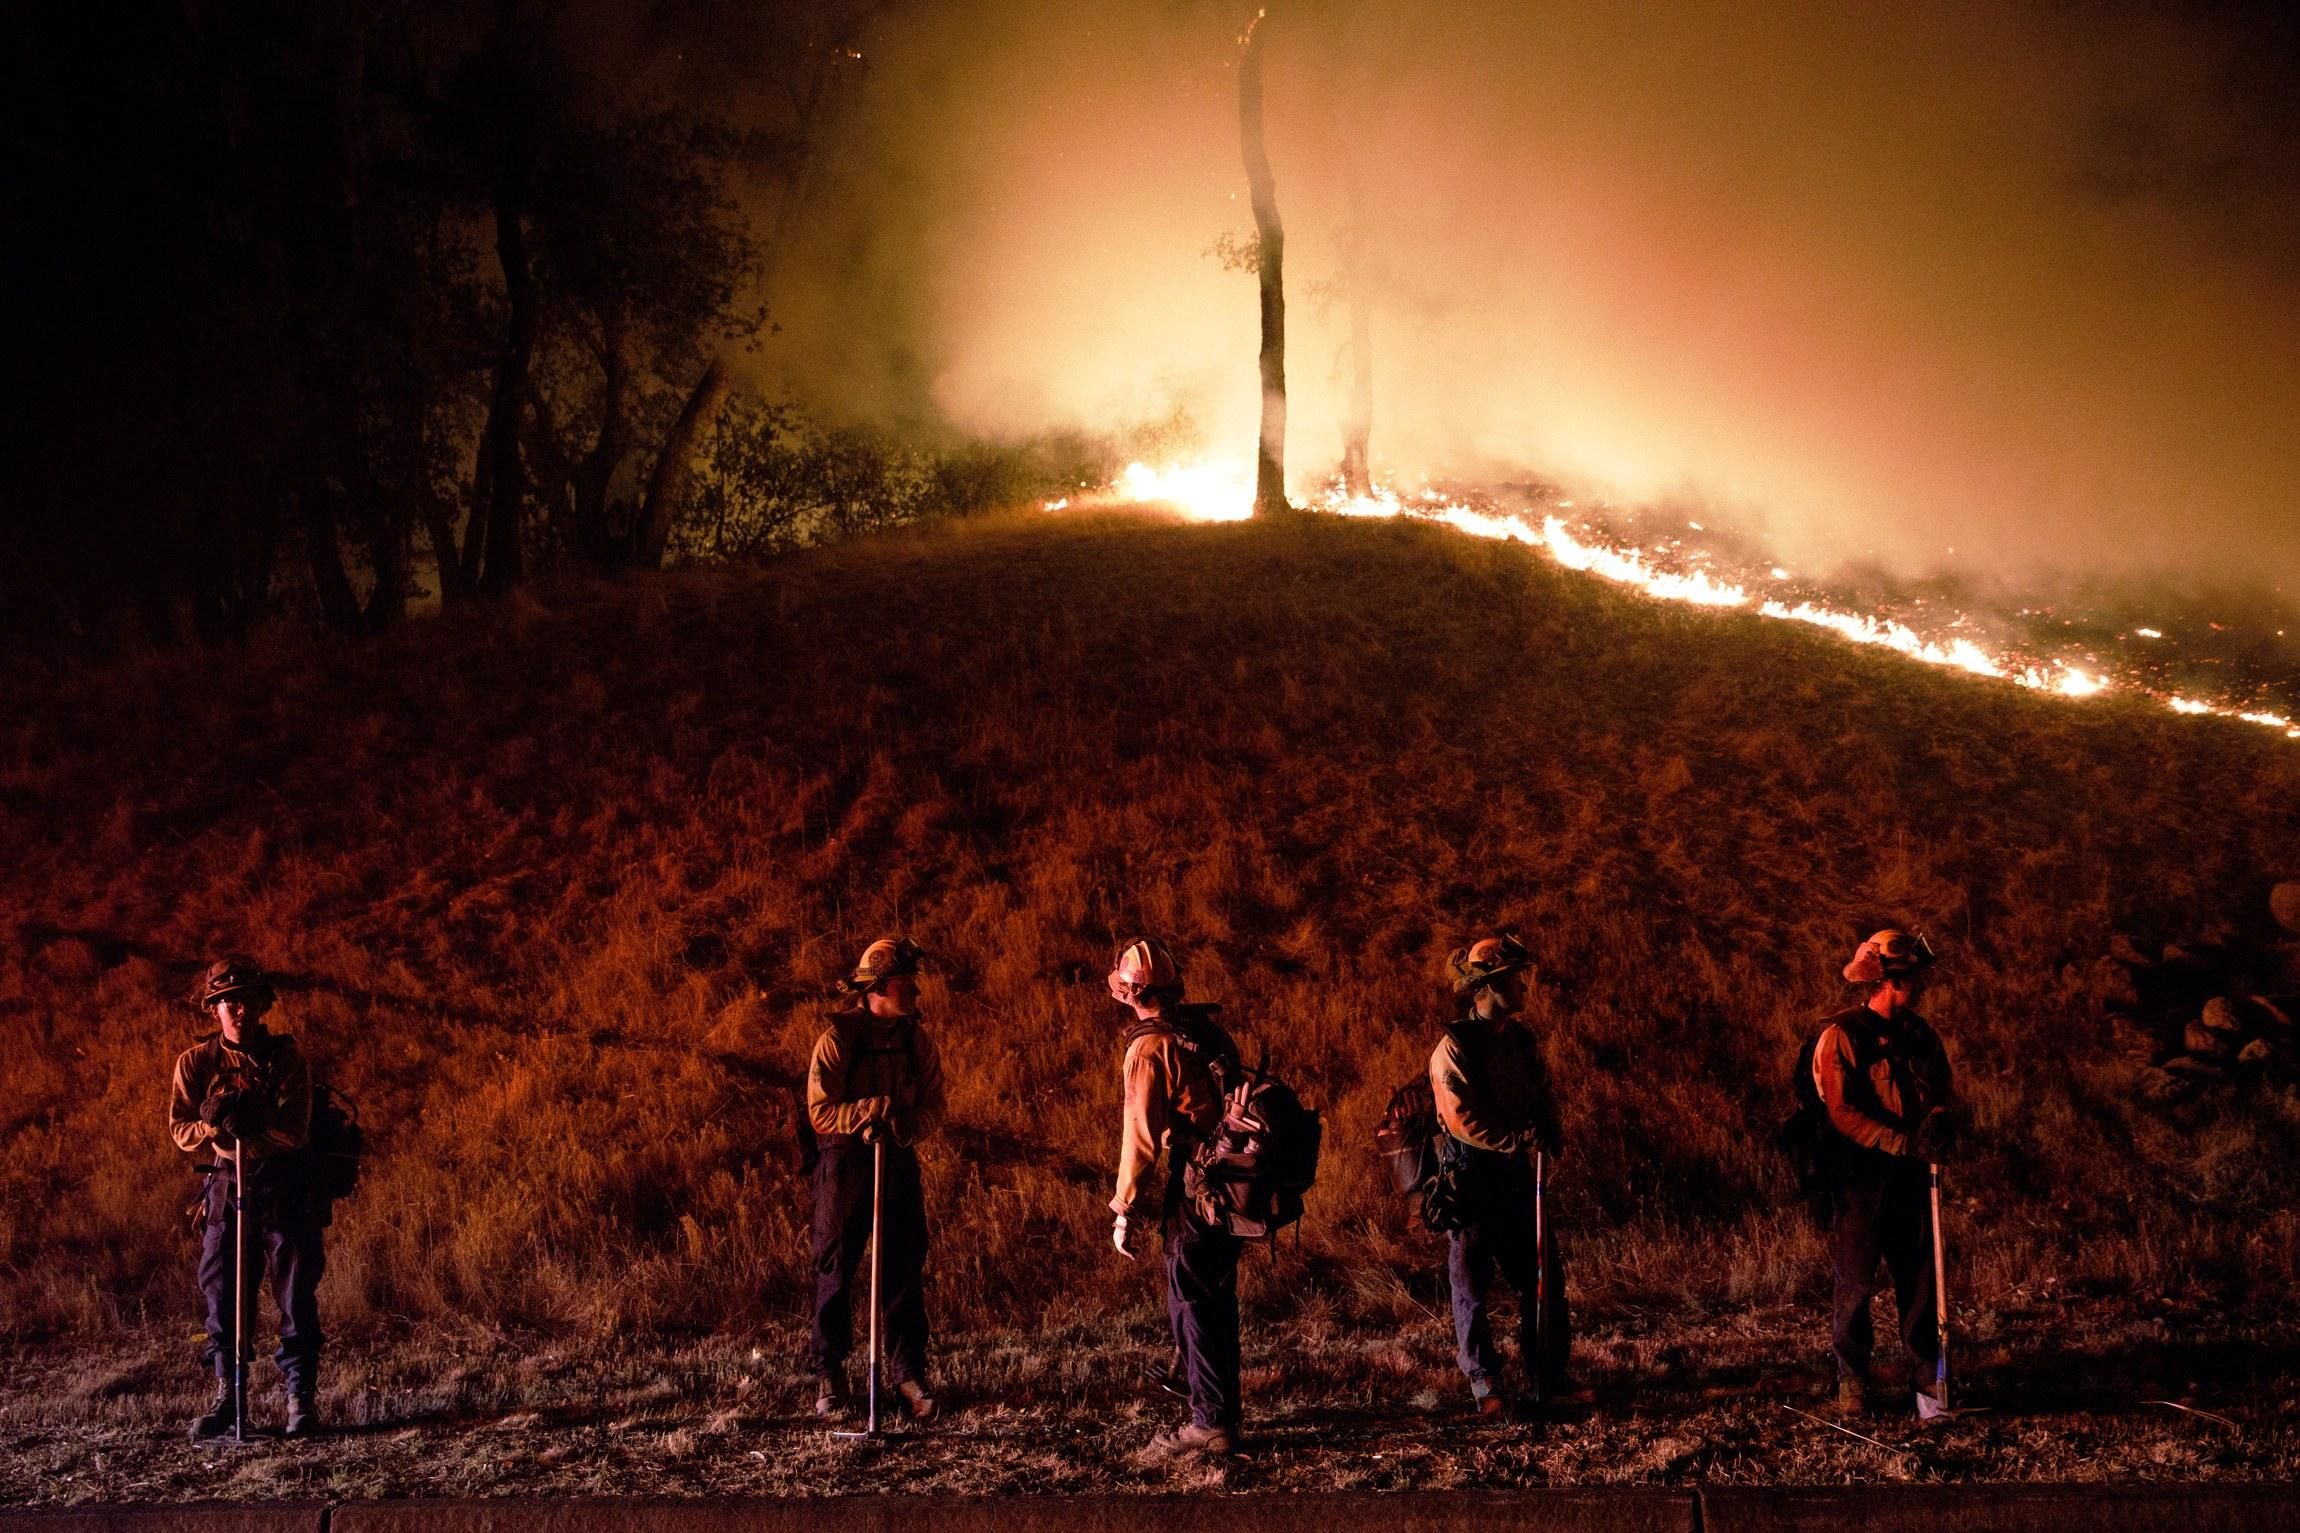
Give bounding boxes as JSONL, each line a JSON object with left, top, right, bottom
{"left": 769, "top": 0, "right": 2300, "bottom": 586}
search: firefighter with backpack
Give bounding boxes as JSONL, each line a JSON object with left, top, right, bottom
{"left": 806, "top": 936, "right": 947, "bottom": 1425}
{"left": 1108, "top": 937, "right": 1282, "bottom": 1461}
{"left": 1795, "top": 930, "right": 1959, "bottom": 1420}
{"left": 168, "top": 955, "right": 328, "bottom": 1440}
{"left": 1430, "top": 935, "right": 1586, "bottom": 1415}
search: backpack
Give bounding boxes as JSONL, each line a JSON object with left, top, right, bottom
{"left": 1162, "top": 1010, "right": 1322, "bottom": 1240}
{"left": 306, "top": 1083, "right": 366, "bottom": 1208}
{"left": 1374, "top": 1075, "right": 1439, "bottom": 1198}
{"left": 1774, "top": 1016, "right": 1865, "bottom": 1227}
{"left": 191, "top": 1034, "right": 365, "bottom": 1224}
{"left": 1380, "top": 1022, "right": 1488, "bottom": 1234}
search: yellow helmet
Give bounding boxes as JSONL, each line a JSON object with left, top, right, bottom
{"left": 1842, "top": 929, "right": 1937, "bottom": 984}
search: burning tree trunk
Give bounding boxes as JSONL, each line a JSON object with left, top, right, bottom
{"left": 1239, "top": 9, "right": 1291, "bottom": 516}
{"left": 1339, "top": 161, "right": 1373, "bottom": 496}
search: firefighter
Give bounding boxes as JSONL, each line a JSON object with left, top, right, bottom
{"left": 168, "top": 955, "right": 326, "bottom": 1439}
{"left": 1108, "top": 937, "right": 1243, "bottom": 1460}
{"left": 1813, "top": 929, "right": 1958, "bottom": 1418}
{"left": 1430, "top": 934, "right": 1586, "bottom": 1414}
{"left": 807, "top": 936, "right": 947, "bottom": 1423}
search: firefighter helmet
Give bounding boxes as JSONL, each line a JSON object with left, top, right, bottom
{"left": 848, "top": 936, "right": 927, "bottom": 992}
{"left": 1108, "top": 937, "right": 1184, "bottom": 1005}
{"left": 1842, "top": 929, "right": 1937, "bottom": 985}
{"left": 1449, "top": 933, "right": 1534, "bottom": 999}
{"left": 195, "top": 954, "right": 275, "bottom": 1011}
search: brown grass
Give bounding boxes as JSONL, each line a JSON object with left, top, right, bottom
{"left": 3, "top": 507, "right": 2299, "bottom": 1494}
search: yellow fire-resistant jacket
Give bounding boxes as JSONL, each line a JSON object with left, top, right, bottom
{"left": 1110, "top": 1006, "right": 1236, "bottom": 1219}
{"left": 169, "top": 1031, "right": 312, "bottom": 1163}
{"left": 1812, "top": 1005, "right": 1954, "bottom": 1158}
{"left": 807, "top": 1010, "right": 947, "bottom": 1145}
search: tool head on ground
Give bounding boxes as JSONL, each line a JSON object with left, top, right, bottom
{"left": 846, "top": 936, "right": 927, "bottom": 994}
{"left": 1842, "top": 929, "right": 1938, "bottom": 986}
{"left": 195, "top": 955, "right": 275, "bottom": 1015}
{"left": 1450, "top": 933, "right": 1535, "bottom": 1000}
{"left": 1108, "top": 936, "right": 1184, "bottom": 1007}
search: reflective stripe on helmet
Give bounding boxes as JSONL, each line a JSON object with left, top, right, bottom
{"left": 849, "top": 936, "right": 926, "bottom": 991}
{"left": 1108, "top": 937, "right": 1182, "bottom": 1002}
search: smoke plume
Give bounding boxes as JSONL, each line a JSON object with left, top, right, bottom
{"left": 773, "top": 0, "right": 2300, "bottom": 586}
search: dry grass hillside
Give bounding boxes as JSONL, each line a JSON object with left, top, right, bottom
{"left": 4, "top": 507, "right": 2300, "bottom": 1496}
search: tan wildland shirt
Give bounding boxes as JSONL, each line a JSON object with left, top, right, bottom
{"left": 169, "top": 1031, "right": 313, "bottom": 1162}
{"left": 807, "top": 1010, "right": 947, "bottom": 1145}
{"left": 1110, "top": 1007, "right": 1236, "bottom": 1218}
{"left": 1430, "top": 1017, "right": 1563, "bottom": 1156}
{"left": 1811, "top": 1005, "right": 1954, "bottom": 1158}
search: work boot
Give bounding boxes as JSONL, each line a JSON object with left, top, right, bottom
{"left": 1827, "top": 1375, "right": 1867, "bottom": 1418}
{"left": 1144, "top": 1421, "right": 1235, "bottom": 1460}
{"left": 1469, "top": 1379, "right": 1505, "bottom": 1418}
{"left": 189, "top": 1378, "right": 234, "bottom": 1441}
{"left": 898, "top": 1379, "right": 939, "bottom": 1424}
{"left": 813, "top": 1373, "right": 851, "bottom": 1419}
{"left": 1544, "top": 1376, "right": 1598, "bottom": 1408}
{"left": 284, "top": 1392, "right": 319, "bottom": 1439}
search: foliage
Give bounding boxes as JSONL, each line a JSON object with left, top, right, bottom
{"left": 1206, "top": 230, "right": 1263, "bottom": 274}
{"left": 4, "top": 1, "right": 876, "bottom": 648}
{"left": 676, "top": 393, "right": 1109, "bottom": 560}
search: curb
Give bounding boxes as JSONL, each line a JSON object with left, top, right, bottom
{"left": 1702, "top": 1485, "right": 2300, "bottom": 1533}
{"left": 334, "top": 1491, "right": 1690, "bottom": 1533}
{"left": 2, "top": 1488, "right": 2294, "bottom": 1532}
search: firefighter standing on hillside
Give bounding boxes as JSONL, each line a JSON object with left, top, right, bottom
{"left": 168, "top": 955, "right": 326, "bottom": 1439}
{"left": 807, "top": 936, "right": 947, "bottom": 1423}
{"left": 1431, "top": 934, "right": 1587, "bottom": 1415}
{"left": 1108, "top": 936, "right": 1245, "bottom": 1460}
{"left": 1812, "top": 929, "right": 1958, "bottom": 1419}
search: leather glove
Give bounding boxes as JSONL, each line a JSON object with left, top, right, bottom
{"left": 1910, "top": 1108, "right": 1960, "bottom": 1163}
{"left": 200, "top": 1089, "right": 248, "bottom": 1142}
{"left": 859, "top": 1119, "right": 886, "bottom": 1146}
{"left": 1112, "top": 1213, "right": 1137, "bottom": 1260}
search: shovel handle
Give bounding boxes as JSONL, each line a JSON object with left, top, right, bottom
{"left": 1929, "top": 1161, "right": 1949, "bottom": 1411}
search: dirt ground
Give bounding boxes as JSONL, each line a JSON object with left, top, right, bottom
{"left": 5, "top": 1296, "right": 2293, "bottom": 1506}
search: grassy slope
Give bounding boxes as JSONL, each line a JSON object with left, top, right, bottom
{"left": 4, "top": 509, "right": 2299, "bottom": 1496}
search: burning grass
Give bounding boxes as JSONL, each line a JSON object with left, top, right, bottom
{"left": 3, "top": 508, "right": 2299, "bottom": 1497}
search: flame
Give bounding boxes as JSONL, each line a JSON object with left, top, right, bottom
{"left": 1067, "top": 458, "right": 2299, "bottom": 742}
{"left": 1113, "top": 460, "right": 1255, "bottom": 521}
